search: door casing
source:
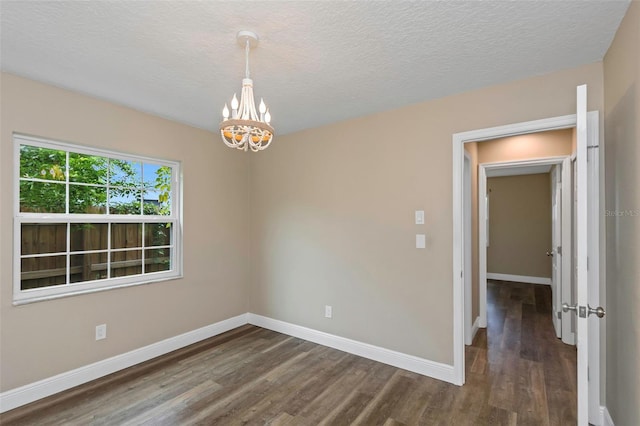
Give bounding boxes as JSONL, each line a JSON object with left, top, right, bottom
{"left": 477, "top": 156, "right": 568, "bottom": 335}
{"left": 452, "top": 111, "right": 601, "bottom": 423}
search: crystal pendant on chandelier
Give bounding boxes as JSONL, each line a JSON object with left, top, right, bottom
{"left": 220, "top": 31, "right": 274, "bottom": 152}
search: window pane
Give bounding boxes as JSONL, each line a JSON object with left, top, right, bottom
{"left": 143, "top": 189, "right": 171, "bottom": 216}
{"left": 20, "top": 181, "right": 66, "bottom": 213}
{"left": 143, "top": 164, "right": 171, "bottom": 215}
{"left": 70, "top": 223, "right": 108, "bottom": 252}
{"left": 21, "top": 255, "right": 67, "bottom": 290}
{"left": 109, "top": 189, "right": 142, "bottom": 215}
{"left": 142, "top": 190, "right": 161, "bottom": 215}
{"left": 69, "top": 153, "right": 108, "bottom": 184}
{"left": 70, "top": 252, "right": 108, "bottom": 283}
{"left": 110, "top": 250, "right": 142, "bottom": 278}
{"left": 109, "top": 159, "right": 141, "bottom": 187}
{"left": 70, "top": 184, "right": 107, "bottom": 214}
{"left": 143, "top": 163, "right": 161, "bottom": 187}
{"left": 145, "top": 248, "right": 171, "bottom": 273}
{"left": 20, "top": 145, "right": 66, "bottom": 181}
{"left": 145, "top": 223, "right": 172, "bottom": 247}
{"left": 111, "top": 223, "right": 142, "bottom": 249}
{"left": 21, "top": 223, "right": 67, "bottom": 255}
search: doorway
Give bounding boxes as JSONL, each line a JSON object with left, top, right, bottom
{"left": 477, "top": 156, "right": 573, "bottom": 346}
{"left": 452, "top": 111, "right": 602, "bottom": 424}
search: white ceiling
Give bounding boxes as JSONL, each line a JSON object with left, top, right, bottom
{"left": 0, "top": 1, "right": 630, "bottom": 136}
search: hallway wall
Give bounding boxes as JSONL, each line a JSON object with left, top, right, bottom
{"left": 603, "top": 0, "right": 640, "bottom": 423}
{"left": 487, "top": 173, "right": 552, "bottom": 279}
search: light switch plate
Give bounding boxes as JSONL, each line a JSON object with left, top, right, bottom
{"left": 95, "top": 324, "right": 107, "bottom": 341}
{"left": 415, "top": 210, "right": 425, "bottom": 225}
{"left": 416, "top": 234, "right": 426, "bottom": 249}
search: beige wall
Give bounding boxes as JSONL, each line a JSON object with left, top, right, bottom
{"left": 487, "top": 174, "right": 552, "bottom": 278}
{"left": 0, "top": 73, "right": 250, "bottom": 391}
{"left": 603, "top": 1, "right": 640, "bottom": 424}
{"left": 477, "top": 128, "right": 574, "bottom": 164}
{"left": 249, "top": 62, "right": 604, "bottom": 364}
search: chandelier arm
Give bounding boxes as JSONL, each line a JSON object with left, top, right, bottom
{"left": 261, "top": 135, "right": 273, "bottom": 150}
{"left": 248, "top": 89, "right": 258, "bottom": 120}
{"left": 238, "top": 86, "right": 247, "bottom": 119}
{"left": 221, "top": 129, "right": 239, "bottom": 149}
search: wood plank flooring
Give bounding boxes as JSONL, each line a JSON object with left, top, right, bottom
{"left": 1, "top": 281, "right": 576, "bottom": 425}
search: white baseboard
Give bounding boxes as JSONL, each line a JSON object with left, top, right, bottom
{"left": 487, "top": 273, "right": 551, "bottom": 285}
{"left": 1, "top": 312, "right": 458, "bottom": 413}
{"left": 464, "top": 316, "right": 481, "bottom": 346}
{"left": 0, "top": 313, "right": 249, "bottom": 414}
{"left": 471, "top": 316, "right": 480, "bottom": 341}
{"left": 248, "top": 313, "right": 456, "bottom": 385}
{"left": 600, "top": 406, "right": 615, "bottom": 426}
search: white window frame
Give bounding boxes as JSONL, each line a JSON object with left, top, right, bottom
{"left": 13, "top": 134, "right": 183, "bottom": 305}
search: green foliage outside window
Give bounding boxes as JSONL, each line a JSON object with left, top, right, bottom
{"left": 19, "top": 145, "right": 172, "bottom": 215}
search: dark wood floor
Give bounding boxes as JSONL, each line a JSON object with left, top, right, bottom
{"left": 1, "top": 281, "right": 576, "bottom": 425}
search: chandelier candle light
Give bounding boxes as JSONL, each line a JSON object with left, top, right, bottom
{"left": 220, "top": 31, "right": 274, "bottom": 152}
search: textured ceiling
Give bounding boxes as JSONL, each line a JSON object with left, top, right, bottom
{"left": 0, "top": 1, "right": 631, "bottom": 135}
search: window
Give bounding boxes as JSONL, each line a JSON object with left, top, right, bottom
{"left": 14, "top": 134, "right": 182, "bottom": 304}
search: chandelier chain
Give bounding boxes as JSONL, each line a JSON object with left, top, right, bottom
{"left": 245, "top": 39, "right": 250, "bottom": 79}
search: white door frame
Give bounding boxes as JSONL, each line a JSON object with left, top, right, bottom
{"left": 551, "top": 163, "right": 563, "bottom": 338}
{"left": 463, "top": 152, "right": 474, "bottom": 345}
{"left": 477, "top": 156, "right": 568, "bottom": 333}
{"left": 451, "top": 112, "right": 601, "bottom": 423}
{"left": 562, "top": 156, "right": 576, "bottom": 345}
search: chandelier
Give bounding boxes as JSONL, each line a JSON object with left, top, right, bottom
{"left": 220, "top": 31, "right": 274, "bottom": 152}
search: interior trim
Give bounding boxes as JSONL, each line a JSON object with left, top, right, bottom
{"left": 0, "top": 313, "right": 249, "bottom": 413}
{"left": 601, "top": 405, "right": 615, "bottom": 426}
{"left": 1, "top": 312, "right": 456, "bottom": 414}
{"left": 248, "top": 314, "right": 455, "bottom": 384}
{"left": 486, "top": 273, "right": 552, "bottom": 285}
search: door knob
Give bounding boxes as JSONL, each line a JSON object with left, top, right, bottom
{"left": 546, "top": 250, "right": 554, "bottom": 257}
{"left": 562, "top": 303, "right": 605, "bottom": 319}
{"left": 588, "top": 305, "right": 606, "bottom": 318}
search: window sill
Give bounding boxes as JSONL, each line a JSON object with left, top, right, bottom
{"left": 13, "top": 273, "right": 184, "bottom": 306}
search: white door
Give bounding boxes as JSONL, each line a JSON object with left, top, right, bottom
{"left": 550, "top": 166, "right": 562, "bottom": 338}
{"left": 564, "top": 84, "right": 604, "bottom": 425}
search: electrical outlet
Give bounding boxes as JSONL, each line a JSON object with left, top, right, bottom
{"left": 95, "top": 324, "right": 107, "bottom": 341}
{"left": 324, "top": 305, "right": 332, "bottom": 319}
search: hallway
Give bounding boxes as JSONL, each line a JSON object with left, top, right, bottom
{"left": 466, "top": 280, "right": 577, "bottom": 425}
